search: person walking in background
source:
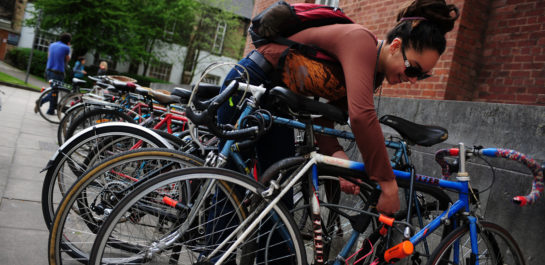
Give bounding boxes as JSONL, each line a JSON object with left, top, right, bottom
{"left": 35, "top": 32, "right": 71, "bottom": 115}
{"left": 73, "top": 56, "right": 87, "bottom": 79}
{"left": 97, "top": 61, "right": 108, "bottom": 75}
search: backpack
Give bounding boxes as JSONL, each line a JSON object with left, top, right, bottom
{"left": 249, "top": 1, "right": 354, "bottom": 53}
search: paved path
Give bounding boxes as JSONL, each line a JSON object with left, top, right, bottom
{"left": 0, "top": 85, "right": 55, "bottom": 265}
{"left": 0, "top": 60, "right": 49, "bottom": 89}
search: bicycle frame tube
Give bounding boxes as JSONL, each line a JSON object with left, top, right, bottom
{"left": 310, "top": 153, "right": 473, "bottom": 261}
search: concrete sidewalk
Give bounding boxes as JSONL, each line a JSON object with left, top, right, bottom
{"left": 0, "top": 60, "right": 49, "bottom": 90}
{"left": 0, "top": 84, "right": 56, "bottom": 265}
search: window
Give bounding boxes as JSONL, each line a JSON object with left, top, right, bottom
{"left": 315, "top": 0, "right": 338, "bottom": 7}
{"left": 202, "top": 74, "right": 220, "bottom": 85}
{"left": 34, "top": 31, "right": 56, "bottom": 52}
{"left": 148, "top": 61, "right": 172, "bottom": 82}
{"left": 211, "top": 21, "right": 227, "bottom": 54}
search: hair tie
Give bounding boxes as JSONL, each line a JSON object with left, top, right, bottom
{"left": 400, "top": 16, "right": 427, "bottom": 22}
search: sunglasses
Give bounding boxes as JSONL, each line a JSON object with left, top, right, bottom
{"left": 401, "top": 47, "right": 432, "bottom": 81}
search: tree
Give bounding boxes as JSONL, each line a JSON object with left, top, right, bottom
{"left": 27, "top": 0, "right": 247, "bottom": 82}
{"left": 180, "top": 0, "right": 249, "bottom": 84}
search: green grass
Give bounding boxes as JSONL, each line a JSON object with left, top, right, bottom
{"left": 0, "top": 71, "right": 41, "bottom": 90}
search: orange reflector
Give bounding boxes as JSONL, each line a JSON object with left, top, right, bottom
{"left": 384, "top": 241, "right": 414, "bottom": 263}
{"left": 163, "top": 196, "right": 178, "bottom": 208}
{"left": 95, "top": 119, "right": 111, "bottom": 124}
{"left": 379, "top": 225, "right": 388, "bottom": 236}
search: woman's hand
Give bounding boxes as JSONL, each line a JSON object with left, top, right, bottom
{"left": 376, "top": 179, "right": 400, "bottom": 216}
{"left": 331, "top": 150, "right": 363, "bottom": 194}
{"left": 339, "top": 177, "right": 361, "bottom": 194}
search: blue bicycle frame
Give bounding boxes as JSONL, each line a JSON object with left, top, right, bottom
{"left": 322, "top": 143, "right": 474, "bottom": 264}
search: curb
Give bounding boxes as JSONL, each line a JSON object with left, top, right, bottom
{"left": 0, "top": 81, "right": 41, "bottom": 92}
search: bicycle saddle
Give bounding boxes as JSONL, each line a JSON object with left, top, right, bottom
{"left": 72, "top": 78, "right": 87, "bottom": 85}
{"left": 147, "top": 89, "right": 180, "bottom": 105}
{"left": 110, "top": 80, "right": 136, "bottom": 92}
{"left": 268, "top": 86, "right": 348, "bottom": 124}
{"left": 379, "top": 115, "right": 448, "bottom": 146}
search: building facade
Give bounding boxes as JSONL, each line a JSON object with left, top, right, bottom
{"left": 0, "top": 0, "right": 28, "bottom": 60}
{"left": 249, "top": 0, "right": 545, "bottom": 106}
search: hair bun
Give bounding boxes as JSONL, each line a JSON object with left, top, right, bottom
{"left": 397, "top": 0, "right": 460, "bottom": 34}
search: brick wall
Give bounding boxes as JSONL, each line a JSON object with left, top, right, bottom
{"left": 475, "top": 0, "right": 545, "bottom": 105}
{"left": 247, "top": 0, "right": 545, "bottom": 105}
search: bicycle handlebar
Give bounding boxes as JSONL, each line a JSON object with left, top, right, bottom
{"left": 435, "top": 147, "right": 544, "bottom": 206}
{"left": 185, "top": 80, "right": 260, "bottom": 140}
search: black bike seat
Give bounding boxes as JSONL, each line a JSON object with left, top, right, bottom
{"left": 148, "top": 89, "right": 179, "bottom": 105}
{"left": 379, "top": 115, "right": 448, "bottom": 146}
{"left": 268, "top": 86, "right": 348, "bottom": 124}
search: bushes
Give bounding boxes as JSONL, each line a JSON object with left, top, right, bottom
{"left": 6, "top": 48, "right": 48, "bottom": 79}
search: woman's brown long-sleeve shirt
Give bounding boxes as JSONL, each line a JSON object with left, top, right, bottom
{"left": 257, "top": 23, "right": 395, "bottom": 183}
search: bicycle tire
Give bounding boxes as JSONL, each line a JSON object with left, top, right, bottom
{"left": 48, "top": 148, "right": 204, "bottom": 265}
{"left": 36, "top": 87, "right": 72, "bottom": 124}
{"left": 56, "top": 92, "right": 84, "bottom": 120}
{"left": 65, "top": 107, "right": 136, "bottom": 141}
{"left": 426, "top": 220, "right": 525, "bottom": 265}
{"left": 57, "top": 103, "right": 86, "bottom": 145}
{"left": 41, "top": 122, "right": 172, "bottom": 229}
{"left": 88, "top": 167, "right": 307, "bottom": 265}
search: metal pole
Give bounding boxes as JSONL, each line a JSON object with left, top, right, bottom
{"left": 25, "top": 10, "right": 42, "bottom": 84}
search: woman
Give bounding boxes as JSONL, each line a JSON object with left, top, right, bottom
{"left": 73, "top": 56, "right": 87, "bottom": 79}
{"left": 219, "top": 0, "right": 459, "bottom": 216}
{"left": 97, "top": 61, "right": 108, "bottom": 75}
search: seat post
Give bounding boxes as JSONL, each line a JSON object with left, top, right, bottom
{"left": 297, "top": 114, "right": 318, "bottom": 156}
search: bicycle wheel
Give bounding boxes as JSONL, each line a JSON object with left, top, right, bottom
{"left": 56, "top": 92, "right": 84, "bottom": 120}
{"left": 36, "top": 87, "right": 72, "bottom": 124}
{"left": 427, "top": 220, "right": 525, "bottom": 265}
{"left": 65, "top": 107, "right": 136, "bottom": 141}
{"left": 57, "top": 103, "right": 88, "bottom": 145}
{"left": 89, "top": 167, "right": 307, "bottom": 265}
{"left": 48, "top": 148, "right": 203, "bottom": 265}
{"left": 41, "top": 122, "right": 172, "bottom": 229}
{"left": 291, "top": 175, "right": 377, "bottom": 264}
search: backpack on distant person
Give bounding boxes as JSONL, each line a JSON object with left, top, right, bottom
{"left": 249, "top": 1, "right": 354, "bottom": 53}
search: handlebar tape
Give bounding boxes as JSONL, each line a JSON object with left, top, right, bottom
{"left": 481, "top": 148, "right": 543, "bottom": 206}
{"left": 435, "top": 147, "right": 544, "bottom": 206}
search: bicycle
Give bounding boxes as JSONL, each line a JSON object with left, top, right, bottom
{"left": 35, "top": 79, "right": 82, "bottom": 124}
{"left": 75, "top": 81, "right": 463, "bottom": 264}
{"left": 42, "top": 83, "right": 220, "bottom": 229}
{"left": 47, "top": 80, "right": 453, "bottom": 265}
{"left": 41, "top": 122, "right": 174, "bottom": 228}
{"left": 87, "top": 81, "right": 542, "bottom": 265}
{"left": 87, "top": 142, "right": 542, "bottom": 265}
{"left": 47, "top": 148, "right": 204, "bottom": 264}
